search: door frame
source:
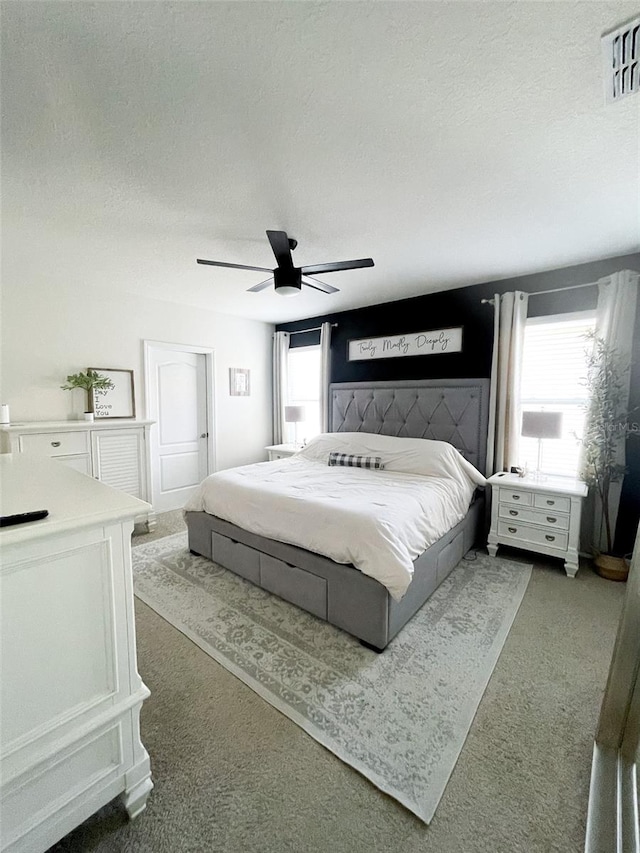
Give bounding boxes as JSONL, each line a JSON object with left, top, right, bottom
{"left": 143, "top": 340, "right": 216, "bottom": 508}
{"left": 585, "top": 522, "right": 640, "bottom": 852}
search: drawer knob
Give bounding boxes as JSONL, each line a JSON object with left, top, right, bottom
{"left": 511, "top": 494, "right": 520, "bottom": 500}
{"left": 51, "top": 441, "right": 61, "bottom": 447}
{"left": 508, "top": 527, "right": 517, "bottom": 533}
{"left": 546, "top": 517, "right": 557, "bottom": 523}
{"left": 509, "top": 509, "right": 518, "bottom": 516}
{"left": 545, "top": 535, "right": 555, "bottom": 542}
{"left": 546, "top": 500, "right": 555, "bottom": 506}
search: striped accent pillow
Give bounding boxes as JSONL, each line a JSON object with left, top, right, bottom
{"left": 328, "top": 452, "right": 384, "bottom": 469}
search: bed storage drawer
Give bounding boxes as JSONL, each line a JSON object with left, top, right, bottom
{"left": 211, "top": 532, "right": 261, "bottom": 584}
{"left": 436, "top": 530, "right": 464, "bottom": 584}
{"left": 260, "top": 554, "right": 327, "bottom": 620}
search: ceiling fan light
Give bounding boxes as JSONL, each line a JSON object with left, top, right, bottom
{"left": 275, "top": 285, "right": 300, "bottom": 297}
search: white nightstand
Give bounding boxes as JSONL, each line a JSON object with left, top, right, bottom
{"left": 487, "top": 473, "right": 588, "bottom": 577}
{"left": 265, "top": 443, "right": 300, "bottom": 461}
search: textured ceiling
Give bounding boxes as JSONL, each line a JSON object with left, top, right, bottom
{"left": 2, "top": 1, "right": 639, "bottom": 323}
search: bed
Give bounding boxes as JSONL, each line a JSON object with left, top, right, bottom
{"left": 185, "top": 378, "right": 490, "bottom": 650}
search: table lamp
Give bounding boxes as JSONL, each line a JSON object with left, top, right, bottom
{"left": 521, "top": 411, "right": 562, "bottom": 480}
{"left": 285, "top": 405, "right": 305, "bottom": 447}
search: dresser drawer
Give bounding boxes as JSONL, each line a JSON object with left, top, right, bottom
{"left": 19, "top": 431, "right": 90, "bottom": 457}
{"left": 498, "top": 504, "right": 569, "bottom": 530}
{"left": 499, "top": 487, "right": 533, "bottom": 507}
{"left": 498, "top": 520, "right": 568, "bottom": 552}
{"left": 533, "top": 493, "right": 571, "bottom": 513}
{"left": 57, "top": 454, "right": 92, "bottom": 475}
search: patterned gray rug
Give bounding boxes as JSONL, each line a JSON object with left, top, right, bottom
{"left": 132, "top": 533, "right": 531, "bottom": 824}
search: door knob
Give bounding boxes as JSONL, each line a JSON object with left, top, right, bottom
{"left": 200, "top": 433, "right": 208, "bottom": 438}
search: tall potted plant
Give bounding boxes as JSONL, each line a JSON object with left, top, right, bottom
{"left": 61, "top": 369, "right": 114, "bottom": 419}
{"left": 580, "top": 332, "right": 633, "bottom": 580}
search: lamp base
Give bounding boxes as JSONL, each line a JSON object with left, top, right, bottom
{"left": 528, "top": 438, "right": 547, "bottom": 481}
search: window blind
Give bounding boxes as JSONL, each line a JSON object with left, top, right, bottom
{"left": 520, "top": 311, "right": 596, "bottom": 478}
{"left": 287, "top": 345, "right": 322, "bottom": 443}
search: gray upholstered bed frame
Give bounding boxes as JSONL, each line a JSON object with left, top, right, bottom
{"left": 186, "top": 378, "right": 490, "bottom": 650}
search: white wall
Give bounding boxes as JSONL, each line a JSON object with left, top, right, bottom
{"left": 1, "top": 280, "right": 273, "bottom": 472}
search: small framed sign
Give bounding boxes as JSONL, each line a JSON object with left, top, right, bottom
{"left": 90, "top": 368, "right": 136, "bottom": 418}
{"left": 348, "top": 327, "right": 463, "bottom": 361}
{"left": 229, "top": 367, "right": 250, "bottom": 396}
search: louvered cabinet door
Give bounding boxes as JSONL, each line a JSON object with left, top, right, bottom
{"left": 91, "top": 428, "right": 146, "bottom": 500}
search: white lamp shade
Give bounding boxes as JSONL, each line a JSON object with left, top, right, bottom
{"left": 284, "top": 405, "right": 305, "bottom": 423}
{"left": 521, "top": 411, "right": 562, "bottom": 439}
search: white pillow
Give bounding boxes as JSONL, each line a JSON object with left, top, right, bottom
{"left": 298, "top": 432, "right": 486, "bottom": 486}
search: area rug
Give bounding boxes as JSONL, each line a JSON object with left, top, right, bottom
{"left": 132, "top": 533, "right": 531, "bottom": 823}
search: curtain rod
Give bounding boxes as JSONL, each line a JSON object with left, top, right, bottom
{"left": 481, "top": 280, "right": 598, "bottom": 305}
{"left": 280, "top": 323, "right": 338, "bottom": 335}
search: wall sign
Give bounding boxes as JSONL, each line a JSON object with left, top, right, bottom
{"left": 229, "top": 367, "right": 250, "bottom": 396}
{"left": 348, "top": 327, "right": 463, "bottom": 361}
{"left": 90, "top": 368, "right": 136, "bottom": 418}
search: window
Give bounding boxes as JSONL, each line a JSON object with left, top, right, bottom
{"left": 287, "top": 345, "right": 321, "bottom": 444}
{"left": 519, "top": 310, "right": 596, "bottom": 478}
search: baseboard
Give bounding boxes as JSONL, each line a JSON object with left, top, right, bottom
{"left": 585, "top": 742, "right": 640, "bottom": 853}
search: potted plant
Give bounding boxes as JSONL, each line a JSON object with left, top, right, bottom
{"left": 580, "top": 332, "right": 633, "bottom": 580}
{"left": 61, "top": 370, "right": 114, "bottom": 420}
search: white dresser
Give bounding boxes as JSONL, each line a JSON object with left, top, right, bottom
{"left": 487, "top": 473, "right": 588, "bottom": 577}
{"left": 0, "top": 455, "right": 153, "bottom": 853}
{"left": 0, "top": 420, "right": 155, "bottom": 530}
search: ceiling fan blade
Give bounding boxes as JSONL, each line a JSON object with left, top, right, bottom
{"left": 197, "top": 259, "right": 273, "bottom": 273}
{"left": 300, "top": 258, "right": 374, "bottom": 275}
{"left": 302, "top": 275, "right": 340, "bottom": 294}
{"left": 246, "top": 277, "right": 274, "bottom": 293}
{"left": 266, "top": 230, "right": 293, "bottom": 268}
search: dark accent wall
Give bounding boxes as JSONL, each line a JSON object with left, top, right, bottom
{"left": 278, "top": 252, "right": 640, "bottom": 555}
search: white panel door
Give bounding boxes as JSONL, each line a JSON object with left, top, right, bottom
{"left": 146, "top": 346, "right": 210, "bottom": 512}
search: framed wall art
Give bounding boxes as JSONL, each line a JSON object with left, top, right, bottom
{"left": 229, "top": 367, "right": 250, "bottom": 396}
{"left": 90, "top": 368, "right": 136, "bottom": 418}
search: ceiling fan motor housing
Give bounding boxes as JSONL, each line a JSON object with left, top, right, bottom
{"left": 274, "top": 266, "right": 302, "bottom": 295}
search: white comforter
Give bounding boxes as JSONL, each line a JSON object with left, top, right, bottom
{"left": 185, "top": 435, "right": 486, "bottom": 600}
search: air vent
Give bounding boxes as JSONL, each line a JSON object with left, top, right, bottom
{"left": 602, "top": 17, "right": 640, "bottom": 103}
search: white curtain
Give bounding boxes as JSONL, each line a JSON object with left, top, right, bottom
{"left": 486, "top": 291, "right": 529, "bottom": 475}
{"left": 319, "top": 322, "right": 332, "bottom": 433}
{"left": 272, "top": 331, "right": 290, "bottom": 445}
{"left": 586, "top": 270, "right": 639, "bottom": 552}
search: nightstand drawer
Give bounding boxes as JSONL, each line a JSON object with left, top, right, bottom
{"left": 499, "top": 487, "right": 533, "bottom": 507}
{"left": 498, "top": 520, "right": 568, "bottom": 552}
{"left": 533, "top": 493, "right": 571, "bottom": 513}
{"left": 498, "top": 505, "right": 569, "bottom": 530}
{"left": 20, "top": 431, "right": 90, "bottom": 457}
{"left": 265, "top": 444, "right": 298, "bottom": 461}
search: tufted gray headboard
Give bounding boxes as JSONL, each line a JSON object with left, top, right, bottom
{"left": 329, "top": 378, "right": 490, "bottom": 475}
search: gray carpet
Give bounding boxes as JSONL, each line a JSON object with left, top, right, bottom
{"left": 49, "top": 511, "right": 625, "bottom": 853}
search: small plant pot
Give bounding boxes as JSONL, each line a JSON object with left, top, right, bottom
{"left": 83, "top": 412, "right": 94, "bottom": 422}
{"left": 594, "top": 553, "right": 629, "bottom": 582}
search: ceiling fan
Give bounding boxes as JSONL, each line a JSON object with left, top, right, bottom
{"left": 196, "top": 230, "right": 374, "bottom": 296}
